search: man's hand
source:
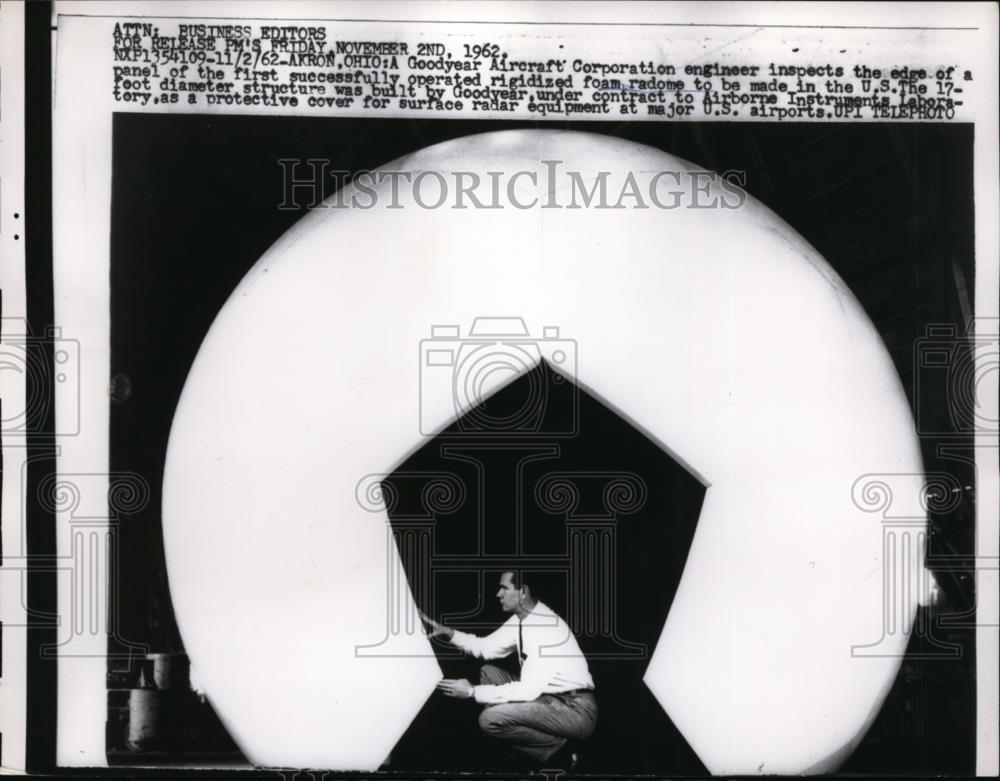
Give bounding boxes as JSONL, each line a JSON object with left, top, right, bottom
{"left": 417, "top": 609, "right": 454, "bottom": 641}
{"left": 437, "top": 678, "right": 474, "bottom": 699}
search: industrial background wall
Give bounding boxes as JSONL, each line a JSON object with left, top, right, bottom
{"left": 107, "top": 116, "right": 975, "bottom": 773}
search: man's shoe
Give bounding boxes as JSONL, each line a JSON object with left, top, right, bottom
{"left": 544, "top": 742, "right": 581, "bottom": 771}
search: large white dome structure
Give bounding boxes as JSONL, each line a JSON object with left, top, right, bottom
{"left": 162, "top": 130, "right": 926, "bottom": 773}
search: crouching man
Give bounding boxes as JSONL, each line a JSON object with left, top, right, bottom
{"left": 421, "top": 571, "right": 597, "bottom": 765}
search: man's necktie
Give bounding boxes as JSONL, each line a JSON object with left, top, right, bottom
{"left": 518, "top": 620, "right": 527, "bottom": 667}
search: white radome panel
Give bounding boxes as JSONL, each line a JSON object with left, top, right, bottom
{"left": 162, "top": 130, "right": 925, "bottom": 772}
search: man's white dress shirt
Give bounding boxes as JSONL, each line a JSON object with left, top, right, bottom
{"left": 450, "top": 601, "right": 595, "bottom": 704}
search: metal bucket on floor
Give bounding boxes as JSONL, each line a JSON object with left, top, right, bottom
{"left": 126, "top": 688, "right": 162, "bottom": 751}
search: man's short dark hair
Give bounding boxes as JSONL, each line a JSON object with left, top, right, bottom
{"left": 503, "top": 570, "right": 532, "bottom": 594}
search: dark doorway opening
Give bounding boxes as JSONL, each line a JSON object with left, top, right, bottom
{"left": 384, "top": 360, "right": 708, "bottom": 773}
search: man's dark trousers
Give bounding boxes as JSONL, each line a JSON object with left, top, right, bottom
{"left": 476, "top": 664, "right": 597, "bottom": 762}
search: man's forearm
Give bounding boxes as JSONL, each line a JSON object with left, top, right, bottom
{"left": 473, "top": 681, "right": 543, "bottom": 704}
{"left": 445, "top": 622, "right": 515, "bottom": 660}
{"left": 450, "top": 629, "right": 498, "bottom": 658}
